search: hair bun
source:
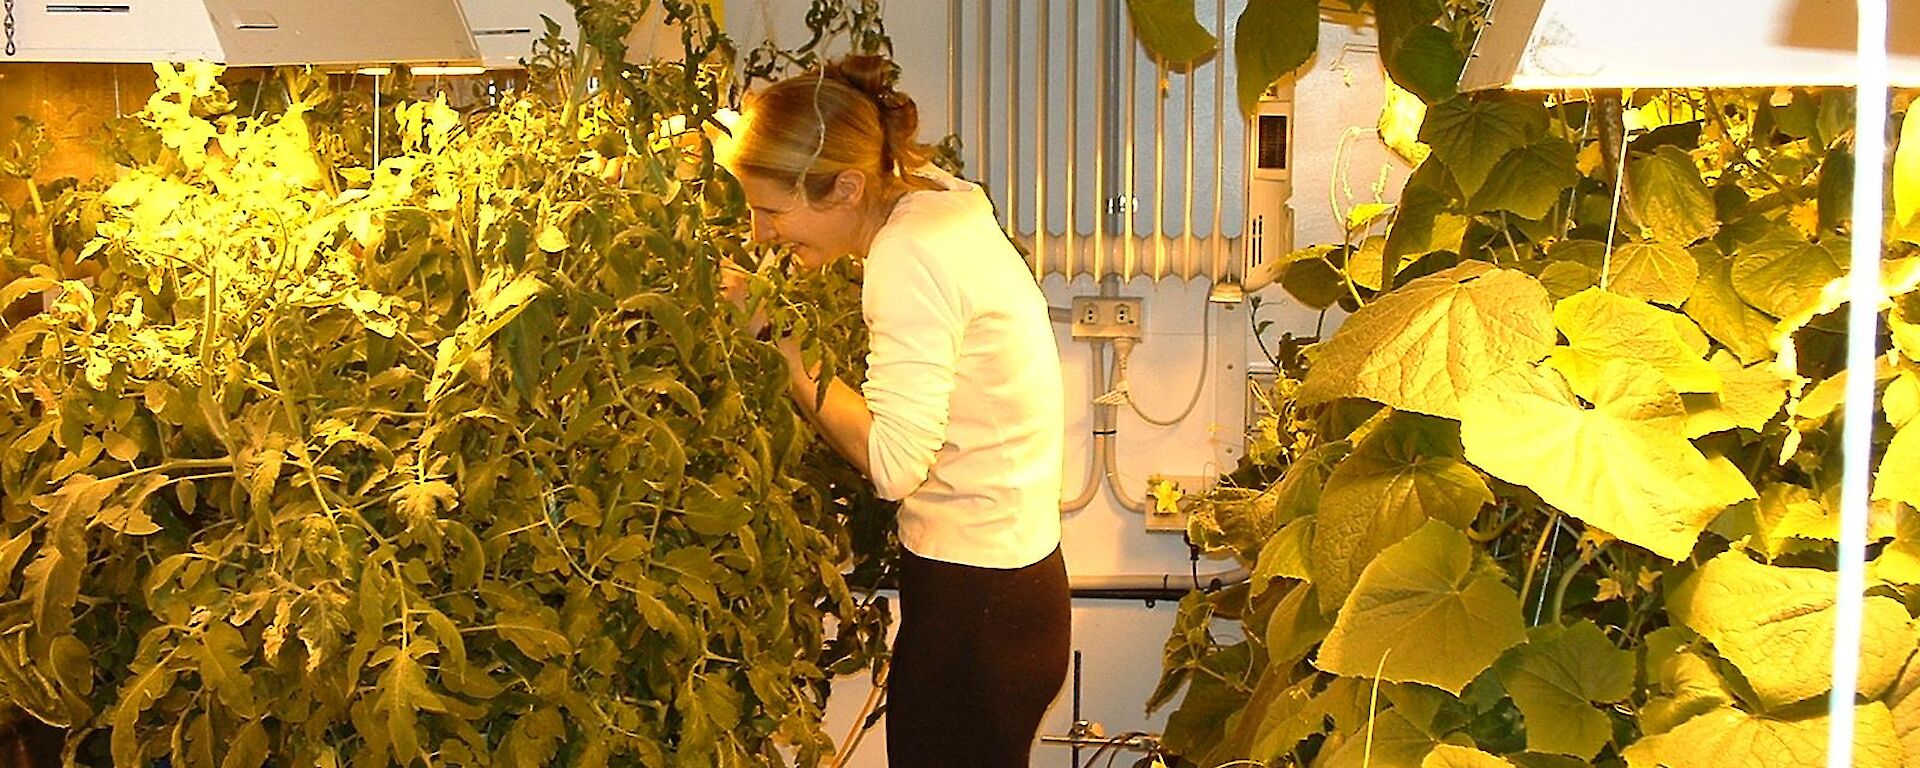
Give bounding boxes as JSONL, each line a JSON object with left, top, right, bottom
{"left": 825, "top": 55, "right": 904, "bottom": 110}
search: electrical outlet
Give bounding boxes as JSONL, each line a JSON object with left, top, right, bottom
{"left": 1070, "top": 296, "right": 1145, "bottom": 340}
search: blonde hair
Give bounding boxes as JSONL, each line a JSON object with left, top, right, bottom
{"left": 726, "top": 55, "right": 939, "bottom": 202}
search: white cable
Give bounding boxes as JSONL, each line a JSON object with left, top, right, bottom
{"left": 1828, "top": 2, "right": 1888, "bottom": 765}
{"left": 1124, "top": 299, "right": 1210, "bottom": 427}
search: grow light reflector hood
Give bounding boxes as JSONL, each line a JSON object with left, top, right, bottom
{"left": 454, "top": 0, "right": 692, "bottom": 70}
{"left": 6, "top": 0, "right": 482, "bottom": 68}
{"left": 1458, "top": 0, "right": 1920, "bottom": 91}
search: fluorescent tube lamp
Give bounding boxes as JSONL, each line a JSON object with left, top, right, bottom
{"left": 1457, "top": 0, "right": 1920, "bottom": 91}
{"left": 354, "top": 66, "right": 393, "bottom": 77}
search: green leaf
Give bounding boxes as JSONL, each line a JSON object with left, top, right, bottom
{"left": 1681, "top": 356, "right": 1788, "bottom": 438}
{"left": 1638, "top": 627, "right": 1736, "bottom": 736}
{"left": 1494, "top": 621, "right": 1633, "bottom": 759}
{"left": 1817, "top": 145, "right": 1853, "bottom": 234}
{"left": 1252, "top": 516, "right": 1314, "bottom": 594}
{"left": 1235, "top": 0, "right": 1319, "bottom": 116}
{"left": 1626, "top": 146, "right": 1718, "bottom": 244}
{"left": 1729, "top": 235, "right": 1846, "bottom": 319}
{"left": 1874, "top": 421, "right": 1920, "bottom": 509}
{"left": 1126, "top": 0, "right": 1219, "bottom": 66}
{"left": 1717, "top": 483, "right": 1836, "bottom": 559}
{"left": 378, "top": 651, "right": 447, "bottom": 764}
{"left": 1890, "top": 649, "right": 1920, "bottom": 761}
{"left": 1265, "top": 581, "right": 1332, "bottom": 668}
{"left": 1317, "top": 707, "right": 1438, "bottom": 768}
{"left": 1316, "top": 521, "right": 1527, "bottom": 694}
{"left": 196, "top": 621, "right": 259, "bottom": 718}
{"left": 1545, "top": 288, "right": 1722, "bottom": 398}
{"left": 1621, "top": 703, "right": 1903, "bottom": 768}
{"left": 219, "top": 720, "right": 269, "bottom": 768}
{"left": 1237, "top": 672, "right": 1330, "bottom": 762}
{"left": 1423, "top": 744, "right": 1518, "bottom": 768}
{"left": 1669, "top": 552, "right": 1917, "bottom": 710}
{"left": 496, "top": 611, "right": 572, "bottom": 660}
{"left": 1683, "top": 245, "right": 1778, "bottom": 364}
{"left": 1385, "top": 161, "right": 1469, "bottom": 262}
{"left": 1896, "top": 104, "right": 1920, "bottom": 240}
{"left": 1310, "top": 413, "right": 1492, "bottom": 612}
{"left": 1418, "top": 96, "right": 1549, "bottom": 199}
{"left": 1537, "top": 261, "right": 1598, "bottom": 301}
{"left": 1469, "top": 139, "right": 1579, "bottom": 220}
{"left": 1606, "top": 241, "right": 1697, "bottom": 307}
{"left": 1299, "top": 262, "right": 1557, "bottom": 419}
{"left": 1383, "top": 25, "right": 1465, "bottom": 106}
{"left": 1459, "top": 361, "right": 1757, "bottom": 561}
{"left": 1379, "top": 78, "right": 1432, "bottom": 165}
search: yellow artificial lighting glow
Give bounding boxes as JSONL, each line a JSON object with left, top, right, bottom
{"left": 355, "top": 66, "right": 393, "bottom": 77}
{"left": 413, "top": 65, "right": 489, "bottom": 76}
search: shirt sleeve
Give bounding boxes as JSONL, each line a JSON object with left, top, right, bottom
{"left": 861, "top": 238, "right": 964, "bottom": 501}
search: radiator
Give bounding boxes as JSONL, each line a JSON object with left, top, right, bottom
{"left": 945, "top": 0, "right": 1252, "bottom": 283}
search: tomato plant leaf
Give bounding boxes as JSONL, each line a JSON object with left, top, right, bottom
{"left": 1317, "top": 521, "right": 1527, "bottom": 694}
{"left": 1300, "top": 262, "right": 1556, "bottom": 419}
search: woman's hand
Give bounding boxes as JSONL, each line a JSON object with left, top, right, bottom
{"left": 719, "top": 259, "right": 771, "bottom": 339}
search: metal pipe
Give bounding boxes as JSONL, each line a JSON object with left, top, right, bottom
{"left": 1182, "top": 50, "right": 1196, "bottom": 280}
{"left": 1064, "top": 0, "right": 1079, "bottom": 277}
{"left": 979, "top": 0, "right": 993, "bottom": 222}
{"left": 1007, "top": 0, "right": 1021, "bottom": 237}
{"left": 1035, "top": 0, "right": 1051, "bottom": 277}
{"left": 948, "top": 0, "right": 961, "bottom": 140}
{"left": 1093, "top": 0, "right": 1109, "bottom": 280}
{"left": 1123, "top": 6, "right": 1138, "bottom": 281}
{"left": 1210, "top": 0, "right": 1228, "bottom": 279}
{"left": 1153, "top": 58, "right": 1167, "bottom": 280}
{"left": 1069, "top": 565, "right": 1251, "bottom": 595}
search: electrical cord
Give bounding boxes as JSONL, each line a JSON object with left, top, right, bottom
{"left": 1116, "top": 299, "right": 1211, "bottom": 427}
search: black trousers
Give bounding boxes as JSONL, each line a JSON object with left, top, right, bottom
{"left": 886, "top": 546, "right": 1071, "bottom": 767}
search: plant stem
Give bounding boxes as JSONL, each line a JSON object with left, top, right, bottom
{"left": 1517, "top": 507, "right": 1559, "bottom": 610}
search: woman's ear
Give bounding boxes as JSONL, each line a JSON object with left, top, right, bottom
{"left": 829, "top": 168, "right": 868, "bottom": 207}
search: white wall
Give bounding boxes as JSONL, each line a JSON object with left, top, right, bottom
{"left": 726, "top": 6, "right": 1408, "bottom": 767}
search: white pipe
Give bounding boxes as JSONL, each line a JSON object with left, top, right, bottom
{"left": 1006, "top": 1, "right": 1020, "bottom": 235}
{"left": 1070, "top": 565, "right": 1250, "bottom": 593}
{"left": 1211, "top": 0, "right": 1228, "bottom": 279}
{"left": 948, "top": 0, "right": 961, "bottom": 140}
{"left": 1062, "top": 338, "right": 1108, "bottom": 513}
{"left": 1828, "top": 1, "right": 1888, "bottom": 765}
{"left": 979, "top": 0, "right": 993, "bottom": 224}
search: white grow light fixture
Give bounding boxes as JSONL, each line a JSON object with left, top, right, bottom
{"left": 455, "top": 0, "right": 689, "bottom": 70}
{"left": 4, "top": 0, "right": 482, "bottom": 68}
{"left": 1457, "top": 0, "right": 1920, "bottom": 90}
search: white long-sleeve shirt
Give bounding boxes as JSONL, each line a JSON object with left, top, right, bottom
{"left": 861, "top": 168, "right": 1064, "bottom": 570}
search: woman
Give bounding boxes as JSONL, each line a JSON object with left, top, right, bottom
{"left": 720, "top": 56, "right": 1070, "bottom": 767}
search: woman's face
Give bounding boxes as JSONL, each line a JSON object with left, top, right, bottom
{"left": 739, "top": 172, "right": 862, "bottom": 270}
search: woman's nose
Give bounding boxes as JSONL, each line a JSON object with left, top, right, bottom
{"left": 749, "top": 212, "right": 777, "bottom": 244}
